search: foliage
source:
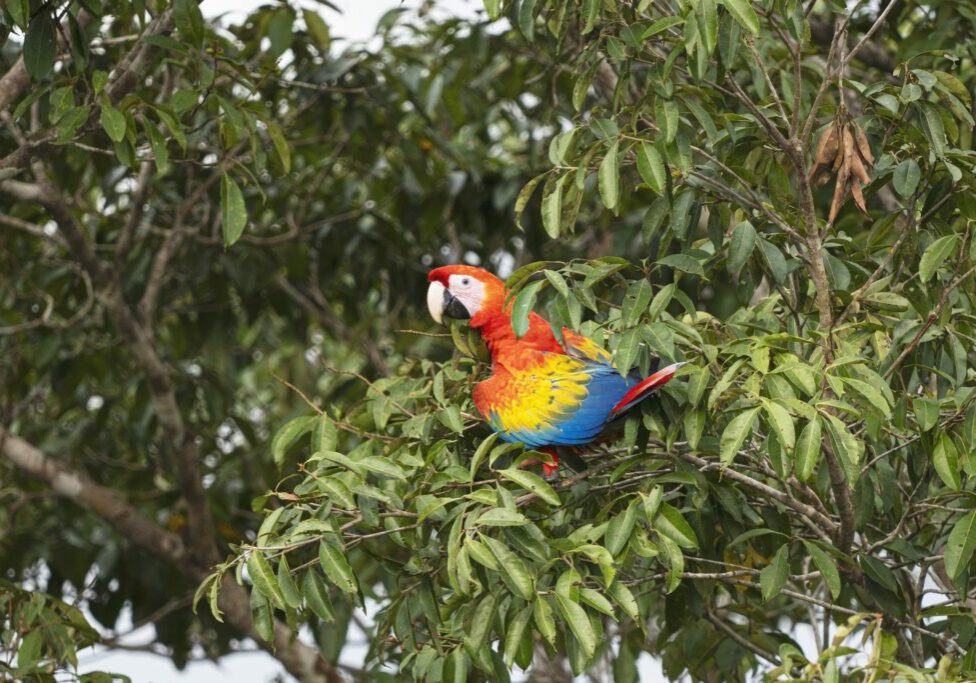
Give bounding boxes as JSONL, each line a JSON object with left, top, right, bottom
{"left": 0, "top": 580, "right": 126, "bottom": 682}
{"left": 3, "top": 0, "right": 976, "bottom": 681}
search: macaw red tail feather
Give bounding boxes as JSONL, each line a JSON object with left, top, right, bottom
{"left": 608, "top": 362, "right": 686, "bottom": 418}
{"left": 538, "top": 446, "right": 559, "bottom": 476}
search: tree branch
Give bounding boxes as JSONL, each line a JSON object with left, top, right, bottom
{"left": 678, "top": 451, "right": 837, "bottom": 542}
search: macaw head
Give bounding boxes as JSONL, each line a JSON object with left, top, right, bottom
{"left": 426, "top": 265, "right": 505, "bottom": 328}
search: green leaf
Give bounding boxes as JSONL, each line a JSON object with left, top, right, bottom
{"left": 24, "top": 12, "right": 57, "bottom": 81}
{"left": 7, "top": 0, "right": 28, "bottom": 30}
{"left": 913, "top": 397, "right": 940, "bottom": 432}
{"left": 483, "top": 535, "right": 535, "bottom": 600}
{"left": 933, "top": 433, "right": 961, "bottom": 490}
{"left": 499, "top": 469, "right": 561, "bottom": 505}
{"left": 919, "top": 235, "right": 959, "bottom": 283}
{"left": 99, "top": 99, "right": 127, "bottom": 143}
{"left": 802, "top": 540, "right": 841, "bottom": 599}
{"left": 438, "top": 404, "right": 465, "bottom": 434}
{"left": 533, "top": 596, "right": 557, "bottom": 647}
{"left": 727, "top": 221, "right": 757, "bottom": 276}
{"left": 763, "top": 399, "right": 795, "bottom": 454}
{"left": 620, "top": 278, "right": 654, "bottom": 327}
{"left": 247, "top": 550, "right": 286, "bottom": 609}
{"left": 757, "top": 239, "right": 788, "bottom": 284}
{"left": 511, "top": 279, "right": 544, "bottom": 338}
{"left": 466, "top": 538, "right": 500, "bottom": 570}
{"left": 655, "top": 502, "right": 699, "bottom": 549}
{"left": 760, "top": 544, "right": 789, "bottom": 601}
{"left": 642, "top": 16, "right": 685, "bottom": 39}
{"left": 514, "top": 172, "right": 546, "bottom": 229}
{"left": 945, "top": 510, "right": 976, "bottom": 578}
{"left": 463, "top": 593, "right": 498, "bottom": 658}
{"left": 271, "top": 415, "right": 317, "bottom": 468}
{"left": 892, "top": 159, "right": 921, "bottom": 198}
{"left": 579, "top": 587, "right": 615, "bottom": 617}
{"left": 173, "top": 0, "right": 205, "bottom": 48}
{"left": 517, "top": 0, "right": 538, "bottom": 40}
{"left": 359, "top": 456, "right": 408, "bottom": 480}
{"left": 598, "top": 140, "right": 621, "bottom": 212}
{"left": 821, "top": 412, "right": 863, "bottom": 486}
{"left": 303, "top": 9, "right": 331, "bottom": 50}
{"left": 483, "top": 0, "right": 503, "bottom": 20}
{"left": 657, "top": 254, "right": 704, "bottom": 277}
{"left": 318, "top": 540, "right": 358, "bottom": 594}
{"left": 541, "top": 174, "right": 564, "bottom": 238}
{"left": 302, "top": 571, "right": 335, "bottom": 622}
{"left": 613, "top": 328, "right": 642, "bottom": 377}
{"left": 18, "top": 630, "right": 42, "bottom": 670}
{"left": 838, "top": 379, "right": 888, "bottom": 422}
{"left": 720, "top": 406, "right": 760, "bottom": 466}
{"left": 476, "top": 508, "right": 529, "bottom": 527}
{"left": 319, "top": 477, "right": 356, "bottom": 509}
{"left": 250, "top": 588, "right": 274, "bottom": 642}
{"left": 637, "top": 142, "right": 667, "bottom": 194}
{"left": 795, "top": 418, "right": 822, "bottom": 482}
{"left": 144, "top": 120, "right": 170, "bottom": 174}
{"left": 722, "top": 0, "right": 760, "bottom": 36}
{"left": 656, "top": 99, "right": 679, "bottom": 143}
{"left": 503, "top": 605, "right": 533, "bottom": 666}
{"left": 221, "top": 174, "right": 248, "bottom": 246}
{"left": 605, "top": 501, "right": 638, "bottom": 556}
{"left": 555, "top": 594, "right": 597, "bottom": 660}
{"left": 918, "top": 103, "right": 946, "bottom": 157}
{"left": 265, "top": 120, "right": 292, "bottom": 174}
{"left": 607, "top": 580, "right": 640, "bottom": 622}
{"left": 276, "top": 555, "right": 301, "bottom": 609}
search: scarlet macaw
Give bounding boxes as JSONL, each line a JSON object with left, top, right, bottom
{"left": 426, "top": 265, "right": 683, "bottom": 473}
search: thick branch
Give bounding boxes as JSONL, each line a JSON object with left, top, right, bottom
{"left": 0, "top": 428, "right": 187, "bottom": 566}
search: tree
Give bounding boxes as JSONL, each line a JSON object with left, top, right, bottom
{"left": 3, "top": 0, "right": 976, "bottom": 681}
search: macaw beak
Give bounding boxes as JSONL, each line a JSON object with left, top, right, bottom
{"left": 426, "top": 281, "right": 471, "bottom": 325}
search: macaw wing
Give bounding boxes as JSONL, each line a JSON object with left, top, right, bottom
{"left": 474, "top": 351, "right": 634, "bottom": 448}
{"left": 560, "top": 328, "right": 612, "bottom": 364}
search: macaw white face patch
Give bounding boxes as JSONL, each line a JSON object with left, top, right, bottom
{"left": 447, "top": 273, "right": 486, "bottom": 317}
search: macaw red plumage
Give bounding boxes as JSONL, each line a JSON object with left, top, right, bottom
{"left": 426, "top": 265, "right": 683, "bottom": 473}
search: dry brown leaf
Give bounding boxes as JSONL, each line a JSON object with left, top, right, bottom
{"left": 855, "top": 126, "right": 874, "bottom": 165}
{"left": 831, "top": 139, "right": 846, "bottom": 172}
{"left": 809, "top": 122, "right": 841, "bottom": 182}
{"left": 828, "top": 170, "right": 847, "bottom": 223}
{"left": 850, "top": 151, "right": 871, "bottom": 185}
{"left": 828, "top": 129, "right": 855, "bottom": 223}
{"left": 851, "top": 178, "right": 868, "bottom": 215}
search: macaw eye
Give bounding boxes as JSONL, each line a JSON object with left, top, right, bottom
{"left": 461, "top": 278, "right": 471, "bottom": 286}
